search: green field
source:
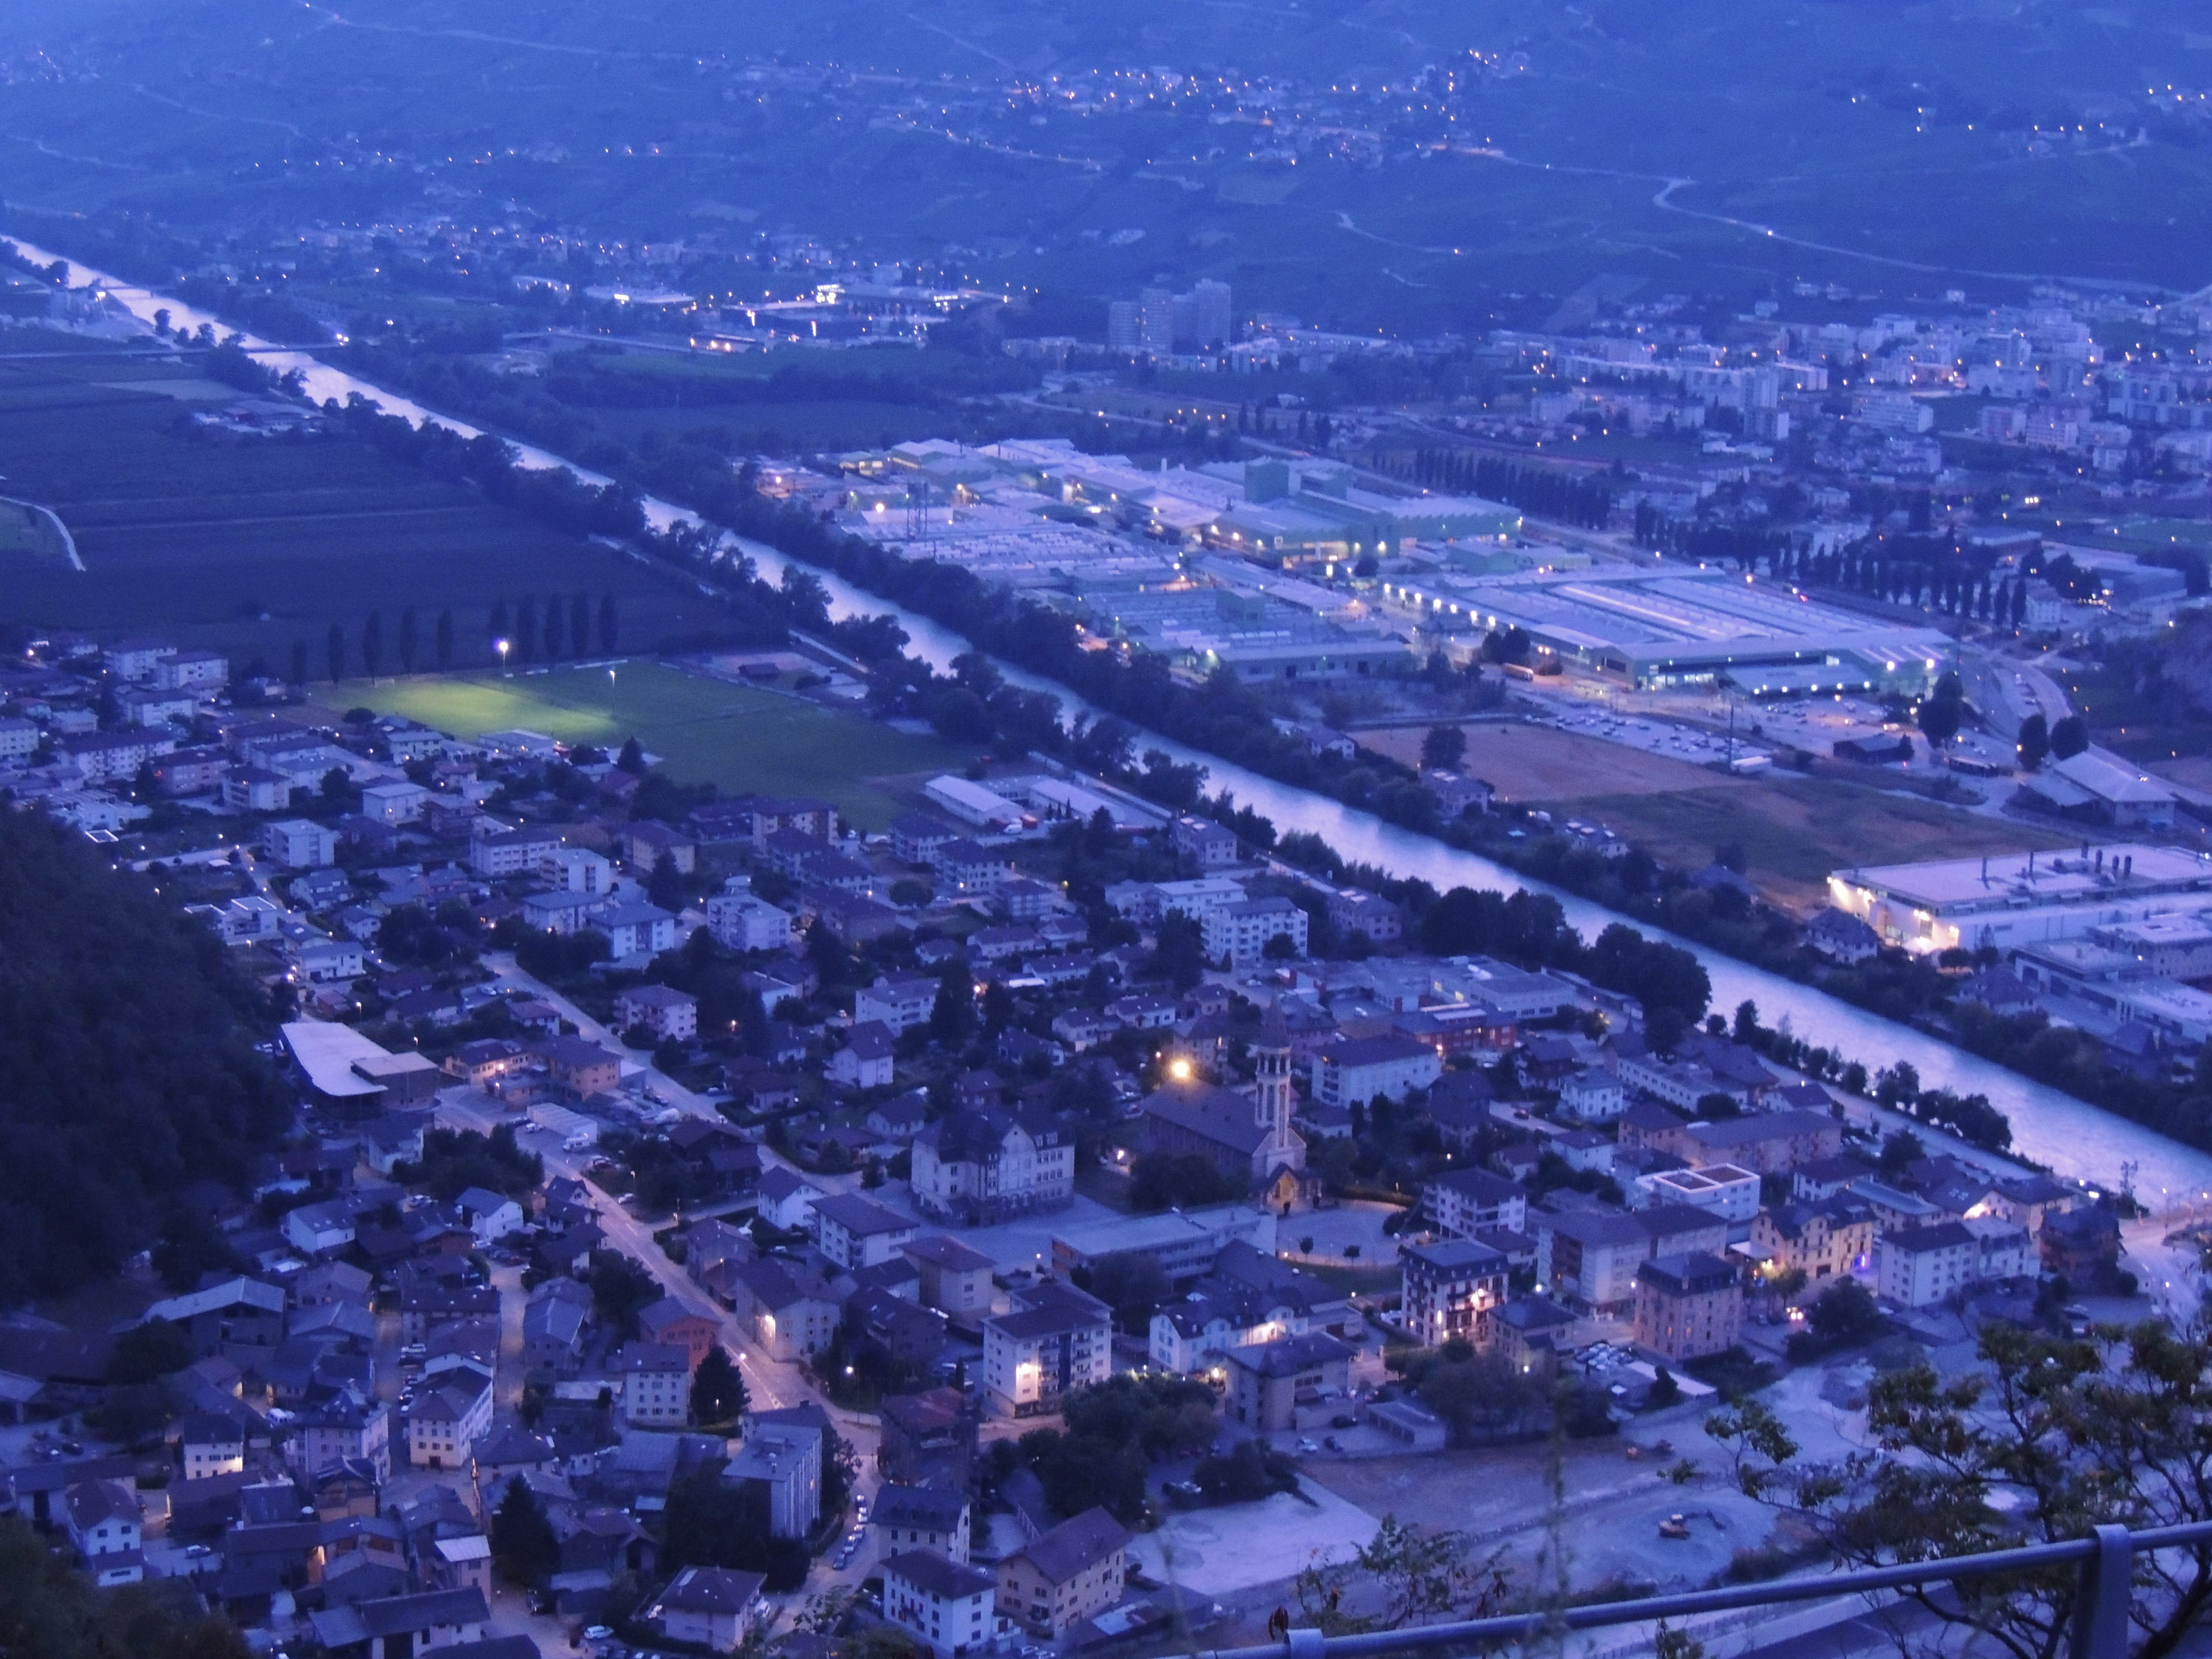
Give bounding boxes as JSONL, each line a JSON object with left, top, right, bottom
{"left": 315, "top": 661, "right": 975, "bottom": 829}
{"left": 0, "top": 334, "right": 726, "bottom": 668}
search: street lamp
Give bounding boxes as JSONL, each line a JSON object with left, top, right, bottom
{"left": 495, "top": 637, "right": 510, "bottom": 676}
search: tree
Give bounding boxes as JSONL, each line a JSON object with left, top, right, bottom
{"left": 434, "top": 609, "right": 454, "bottom": 669}
{"left": 325, "top": 622, "right": 345, "bottom": 684}
{"left": 151, "top": 1207, "right": 243, "bottom": 1293}
{"left": 1419, "top": 724, "right": 1467, "bottom": 771}
{"left": 108, "top": 1318, "right": 193, "bottom": 1386}
{"left": 599, "top": 592, "right": 619, "bottom": 653}
{"left": 543, "top": 594, "right": 563, "bottom": 661}
{"left": 2050, "top": 712, "right": 2090, "bottom": 759}
{"left": 1295, "top": 1514, "right": 1510, "bottom": 1634}
{"left": 289, "top": 640, "right": 308, "bottom": 687}
{"left": 1711, "top": 1316, "right": 2212, "bottom": 1659}
{"left": 515, "top": 598, "right": 537, "bottom": 664}
{"left": 1878, "top": 1127, "right": 1926, "bottom": 1180}
{"left": 1917, "top": 671, "right": 1963, "bottom": 749}
{"left": 361, "top": 610, "right": 384, "bottom": 678}
{"left": 587, "top": 1249, "right": 659, "bottom": 1340}
{"left": 616, "top": 736, "right": 648, "bottom": 775}
{"left": 490, "top": 1477, "right": 560, "bottom": 1588}
{"left": 929, "top": 966, "right": 976, "bottom": 1047}
{"left": 570, "top": 591, "right": 590, "bottom": 657}
{"left": 2016, "top": 710, "right": 2048, "bottom": 771}
{"left": 646, "top": 852, "right": 688, "bottom": 913}
{"left": 691, "top": 1346, "right": 747, "bottom": 1426}
{"left": 397, "top": 607, "right": 419, "bottom": 673}
{"left": 1082, "top": 1251, "right": 1172, "bottom": 1334}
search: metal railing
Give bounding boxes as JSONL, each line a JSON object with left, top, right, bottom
{"left": 1193, "top": 1520, "right": 2212, "bottom": 1659}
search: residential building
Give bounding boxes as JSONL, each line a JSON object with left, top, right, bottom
{"left": 599, "top": 900, "right": 679, "bottom": 959}
{"left": 1633, "top": 1252, "right": 1744, "bottom": 1362}
{"left": 613, "top": 1343, "right": 691, "bottom": 1427}
{"left": 981, "top": 1282, "right": 1112, "bottom": 1416}
{"left": 997, "top": 1508, "right": 1130, "bottom": 1640}
{"left": 1559, "top": 1067, "right": 1627, "bottom": 1121}
{"left": 904, "top": 1234, "right": 998, "bottom": 1322}
{"left": 625, "top": 819, "right": 698, "bottom": 875}
{"left": 1878, "top": 1219, "right": 2034, "bottom": 1308}
{"left": 307, "top": 1587, "right": 491, "bottom": 1659}
{"left": 541, "top": 846, "right": 614, "bottom": 894}
{"left": 830, "top": 1020, "right": 897, "bottom": 1089}
{"left": 649, "top": 1565, "right": 766, "bottom": 1654}
{"left": 1636, "top": 1164, "right": 1761, "bottom": 1225}
{"left": 1222, "top": 1331, "right": 1354, "bottom": 1431}
{"left": 757, "top": 1167, "right": 828, "bottom": 1233}
{"left": 911, "top": 1107, "right": 1076, "bottom": 1225}
{"left": 637, "top": 1298, "right": 722, "bottom": 1369}
{"left": 1399, "top": 1239, "right": 1509, "bottom": 1349}
{"left": 264, "top": 818, "right": 339, "bottom": 869}
{"left": 1750, "top": 1198, "right": 1876, "bottom": 1282}
{"left": 535, "top": 1035, "right": 625, "bottom": 1099}
{"left": 706, "top": 886, "right": 796, "bottom": 951}
{"left": 728, "top": 1259, "right": 840, "bottom": 1360}
{"left": 1422, "top": 1170, "right": 1527, "bottom": 1243}
{"left": 1202, "top": 896, "right": 1309, "bottom": 966}
{"left": 407, "top": 1365, "right": 494, "bottom": 1470}
{"left": 614, "top": 983, "right": 698, "bottom": 1042}
{"left": 470, "top": 825, "right": 564, "bottom": 879}
{"left": 857, "top": 975, "right": 940, "bottom": 1035}
{"left": 1171, "top": 816, "right": 1240, "bottom": 867}
{"left": 885, "top": 1549, "right": 1001, "bottom": 1659}
{"left": 876, "top": 1483, "right": 972, "bottom": 1565}
{"left": 1535, "top": 1205, "right": 1730, "bottom": 1314}
{"left": 63, "top": 1479, "right": 142, "bottom": 1583}
{"left": 813, "top": 1192, "right": 919, "bottom": 1272}
{"left": 1312, "top": 1031, "right": 1442, "bottom": 1108}
{"left": 724, "top": 1422, "right": 822, "bottom": 1538}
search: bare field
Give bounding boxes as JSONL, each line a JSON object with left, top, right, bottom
{"left": 1357, "top": 721, "right": 1745, "bottom": 801}
{"left": 1548, "top": 777, "right": 2078, "bottom": 913}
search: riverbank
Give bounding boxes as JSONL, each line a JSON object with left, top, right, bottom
{"left": 16, "top": 237, "right": 2211, "bottom": 1200}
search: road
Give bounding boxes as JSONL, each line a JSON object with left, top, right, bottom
{"left": 1960, "top": 644, "right": 2073, "bottom": 740}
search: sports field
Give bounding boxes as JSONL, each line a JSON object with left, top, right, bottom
{"left": 315, "top": 661, "right": 974, "bottom": 829}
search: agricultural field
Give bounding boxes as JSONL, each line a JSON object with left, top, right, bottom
{"left": 314, "top": 661, "right": 975, "bottom": 829}
{"left": 1545, "top": 776, "right": 2077, "bottom": 914}
{"left": 0, "top": 334, "right": 725, "bottom": 668}
{"left": 1357, "top": 722, "right": 1738, "bottom": 800}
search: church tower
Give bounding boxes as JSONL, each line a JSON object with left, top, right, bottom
{"left": 1252, "top": 1009, "right": 1293, "bottom": 1141}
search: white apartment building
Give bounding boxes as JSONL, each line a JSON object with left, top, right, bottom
{"left": 406, "top": 1365, "right": 494, "bottom": 1470}
{"left": 1636, "top": 1163, "right": 1762, "bottom": 1225}
{"left": 1312, "top": 1031, "right": 1441, "bottom": 1107}
{"left": 1202, "top": 896, "right": 1308, "bottom": 966}
{"left": 857, "top": 975, "right": 940, "bottom": 1034}
{"left": 264, "top": 818, "right": 339, "bottom": 869}
{"left": 706, "top": 888, "right": 796, "bottom": 950}
{"left": 883, "top": 1550, "right": 1000, "bottom": 1659}
{"left": 1876, "top": 1219, "right": 2033, "bottom": 1309}
{"left": 1425, "top": 1168, "right": 1528, "bottom": 1240}
{"left": 982, "top": 1286, "right": 1112, "bottom": 1417}
{"left": 614, "top": 1344, "right": 691, "bottom": 1428}
{"left": 542, "top": 846, "right": 614, "bottom": 894}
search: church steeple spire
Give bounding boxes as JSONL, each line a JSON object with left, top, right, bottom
{"left": 1253, "top": 1007, "right": 1292, "bottom": 1138}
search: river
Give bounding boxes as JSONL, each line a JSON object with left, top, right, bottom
{"left": 22, "top": 240, "right": 2212, "bottom": 1202}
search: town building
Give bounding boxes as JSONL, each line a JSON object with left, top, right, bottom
{"left": 649, "top": 1566, "right": 766, "bottom": 1653}
{"left": 1828, "top": 844, "right": 2212, "bottom": 956}
{"left": 1399, "top": 1239, "right": 1509, "bottom": 1349}
{"left": 885, "top": 1549, "right": 1002, "bottom": 1659}
{"left": 1222, "top": 1331, "right": 1354, "bottom": 1431}
{"left": 1312, "top": 1031, "right": 1443, "bottom": 1108}
{"left": 613, "top": 1344, "right": 691, "bottom": 1428}
{"left": 813, "top": 1192, "right": 919, "bottom": 1272}
{"left": 1136, "top": 1016, "right": 1308, "bottom": 1209}
{"left": 997, "top": 1508, "right": 1130, "bottom": 1640}
{"left": 911, "top": 1107, "right": 1076, "bottom": 1225}
{"left": 1202, "top": 896, "right": 1309, "bottom": 965}
{"left": 876, "top": 1484, "right": 973, "bottom": 1565}
{"left": 724, "top": 1422, "right": 822, "bottom": 1538}
{"left": 1633, "top": 1252, "right": 1744, "bottom": 1362}
{"left": 614, "top": 983, "right": 698, "bottom": 1043}
{"left": 1877, "top": 1219, "right": 2034, "bottom": 1308}
{"left": 981, "top": 1282, "right": 1112, "bottom": 1417}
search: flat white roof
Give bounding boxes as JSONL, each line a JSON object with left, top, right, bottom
{"left": 1834, "top": 844, "right": 2212, "bottom": 913}
{"left": 282, "top": 1021, "right": 393, "bottom": 1098}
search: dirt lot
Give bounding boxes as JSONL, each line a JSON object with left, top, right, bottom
{"left": 1535, "top": 776, "right": 2078, "bottom": 914}
{"left": 1358, "top": 722, "right": 1742, "bottom": 800}
{"left": 1306, "top": 1427, "right": 1788, "bottom": 1594}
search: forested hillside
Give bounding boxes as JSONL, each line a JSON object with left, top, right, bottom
{"left": 0, "top": 814, "right": 289, "bottom": 1303}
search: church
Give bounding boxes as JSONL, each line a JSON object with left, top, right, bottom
{"left": 1136, "top": 1015, "right": 1313, "bottom": 1212}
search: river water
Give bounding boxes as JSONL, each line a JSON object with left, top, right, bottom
{"left": 23, "top": 240, "right": 2212, "bottom": 1201}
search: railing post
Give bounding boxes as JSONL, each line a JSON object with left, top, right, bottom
{"left": 2069, "top": 1524, "right": 2132, "bottom": 1659}
{"left": 1285, "top": 1628, "right": 1326, "bottom": 1659}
